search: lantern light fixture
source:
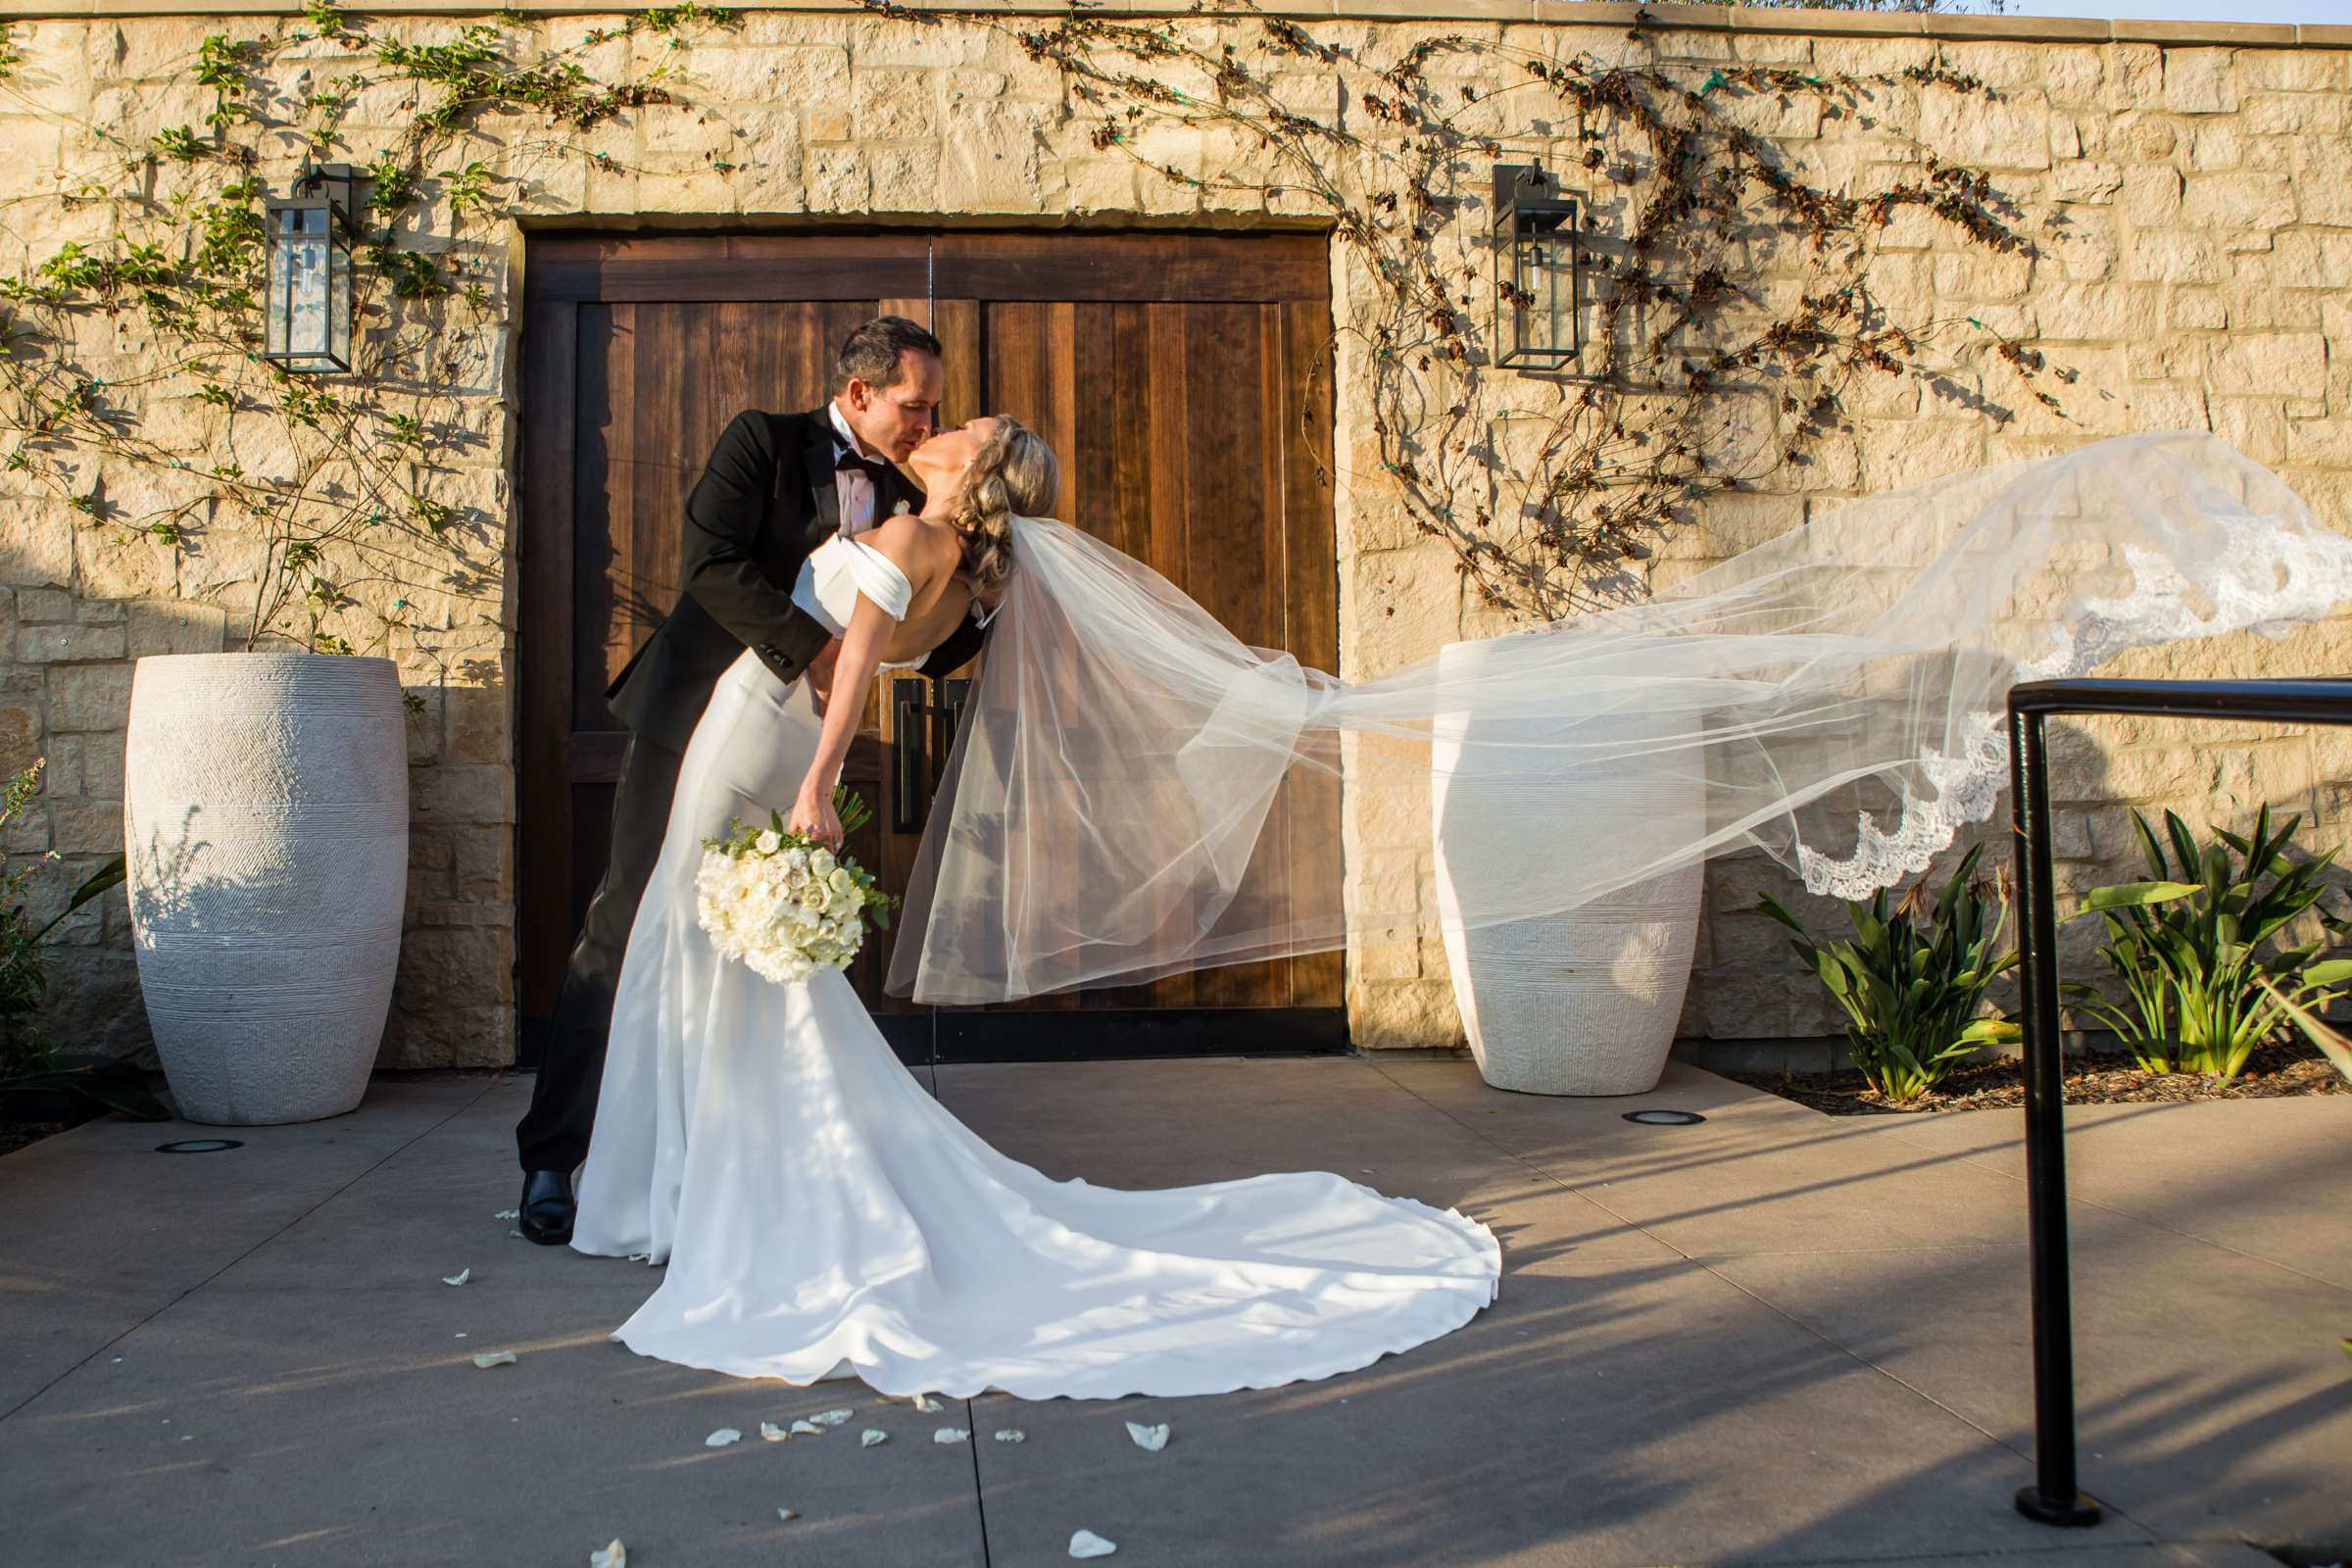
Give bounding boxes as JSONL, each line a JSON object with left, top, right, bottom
{"left": 263, "top": 159, "right": 360, "bottom": 375}
{"left": 1491, "top": 162, "right": 1582, "bottom": 371}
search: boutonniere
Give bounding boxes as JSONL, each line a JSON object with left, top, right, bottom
{"left": 892, "top": 499, "right": 911, "bottom": 515}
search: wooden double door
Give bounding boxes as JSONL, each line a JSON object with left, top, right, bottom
{"left": 518, "top": 231, "right": 1343, "bottom": 1066}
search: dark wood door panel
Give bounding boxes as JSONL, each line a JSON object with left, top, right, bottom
{"left": 518, "top": 232, "right": 1340, "bottom": 1060}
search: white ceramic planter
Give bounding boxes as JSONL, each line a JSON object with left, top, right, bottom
{"left": 123, "top": 653, "right": 409, "bottom": 1125}
{"left": 1429, "top": 640, "right": 1703, "bottom": 1095}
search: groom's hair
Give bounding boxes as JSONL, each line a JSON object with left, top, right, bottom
{"left": 834, "top": 316, "right": 943, "bottom": 396}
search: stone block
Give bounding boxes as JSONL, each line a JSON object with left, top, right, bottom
{"left": 48, "top": 799, "right": 122, "bottom": 857}
{"left": 377, "top": 1002, "right": 514, "bottom": 1070}
{"left": 17, "top": 623, "right": 125, "bottom": 663}
{"left": 1345, "top": 976, "right": 1460, "bottom": 1050}
{"left": 449, "top": 824, "right": 514, "bottom": 904}
{"left": 46, "top": 662, "right": 130, "bottom": 732}
{"left": 2121, "top": 164, "right": 2183, "bottom": 226}
{"left": 0, "top": 702, "right": 40, "bottom": 777}
{"left": 853, "top": 68, "right": 937, "bottom": 141}
{"left": 15, "top": 587, "right": 74, "bottom": 623}
{"left": 1344, "top": 545, "right": 1459, "bottom": 680}
{"left": 2126, "top": 229, "right": 2222, "bottom": 285}
{"left": 123, "top": 600, "right": 226, "bottom": 658}
{"left": 2274, "top": 231, "right": 2352, "bottom": 289}
{"left": 2161, "top": 47, "right": 2238, "bottom": 115}
{"left": 1921, "top": 87, "right": 2051, "bottom": 171}
{"left": 2210, "top": 333, "right": 2327, "bottom": 397}
{"left": 2180, "top": 171, "right": 2295, "bottom": 231}
{"left": 806, "top": 142, "right": 871, "bottom": 210}
{"left": 696, "top": 42, "right": 849, "bottom": 103}
{"left": 409, "top": 762, "right": 514, "bottom": 825}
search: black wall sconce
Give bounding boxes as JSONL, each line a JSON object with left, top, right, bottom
{"left": 263, "top": 159, "right": 360, "bottom": 374}
{"left": 1492, "top": 163, "right": 1582, "bottom": 371}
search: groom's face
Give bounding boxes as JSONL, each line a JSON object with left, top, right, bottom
{"left": 844, "top": 351, "right": 945, "bottom": 466}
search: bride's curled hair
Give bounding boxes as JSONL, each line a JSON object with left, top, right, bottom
{"left": 952, "top": 416, "right": 1058, "bottom": 597}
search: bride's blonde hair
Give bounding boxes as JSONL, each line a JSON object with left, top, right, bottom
{"left": 951, "top": 416, "right": 1058, "bottom": 596}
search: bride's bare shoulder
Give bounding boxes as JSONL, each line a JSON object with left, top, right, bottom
{"left": 862, "top": 513, "right": 961, "bottom": 587}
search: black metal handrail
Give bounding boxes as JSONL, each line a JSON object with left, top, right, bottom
{"left": 2005, "top": 675, "right": 2352, "bottom": 1528}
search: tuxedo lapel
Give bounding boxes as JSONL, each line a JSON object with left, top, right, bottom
{"left": 797, "top": 416, "right": 844, "bottom": 542}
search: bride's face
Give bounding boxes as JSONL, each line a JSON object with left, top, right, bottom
{"left": 908, "top": 416, "right": 1002, "bottom": 499}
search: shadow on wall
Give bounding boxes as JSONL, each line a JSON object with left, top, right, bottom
{"left": 0, "top": 571, "right": 517, "bottom": 1071}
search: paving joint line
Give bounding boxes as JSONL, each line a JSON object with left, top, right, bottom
{"left": 1864, "top": 1118, "right": 2352, "bottom": 1298}
{"left": 1363, "top": 1061, "right": 2169, "bottom": 1545}
{"left": 0, "top": 1075, "right": 505, "bottom": 1426}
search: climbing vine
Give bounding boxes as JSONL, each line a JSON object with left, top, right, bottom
{"left": 0, "top": 3, "right": 735, "bottom": 668}
{"left": 997, "top": 6, "right": 2069, "bottom": 618}
{"left": 0, "top": 0, "right": 2070, "bottom": 659}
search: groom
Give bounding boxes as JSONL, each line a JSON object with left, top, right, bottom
{"left": 514, "top": 314, "right": 992, "bottom": 1244}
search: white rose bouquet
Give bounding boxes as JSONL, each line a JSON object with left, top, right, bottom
{"left": 695, "top": 788, "right": 899, "bottom": 985}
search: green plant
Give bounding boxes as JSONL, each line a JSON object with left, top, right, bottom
{"left": 2063, "top": 806, "right": 2352, "bottom": 1083}
{"left": 1760, "top": 842, "right": 2022, "bottom": 1104}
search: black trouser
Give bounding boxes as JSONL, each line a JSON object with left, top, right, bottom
{"left": 515, "top": 732, "right": 686, "bottom": 1175}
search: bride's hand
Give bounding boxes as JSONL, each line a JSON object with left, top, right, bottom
{"left": 787, "top": 784, "right": 844, "bottom": 851}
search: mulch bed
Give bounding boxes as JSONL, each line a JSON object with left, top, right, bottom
{"left": 1729, "top": 1038, "right": 2349, "bottom": 1116}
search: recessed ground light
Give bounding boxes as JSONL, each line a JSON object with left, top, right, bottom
{"left": 1622, "top": 1109, "right": 1706, "bottom": 1126}
{"left": 155, "top": 1139, "right": 243, "bottom": 1153}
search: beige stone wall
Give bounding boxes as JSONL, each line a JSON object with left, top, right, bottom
{"left": 1, "top": 2, "right": 2348, "bottom": 1064}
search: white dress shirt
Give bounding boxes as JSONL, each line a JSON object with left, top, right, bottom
{"left": 826, "top": 401, "right": 882, "bottom": 537}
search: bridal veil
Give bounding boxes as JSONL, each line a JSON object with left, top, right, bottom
{"left": 888, "top": 430, "right": 2352, "bottom": 1006}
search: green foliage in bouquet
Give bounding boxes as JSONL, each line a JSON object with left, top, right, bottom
{"left": 1759, "top": 842, "right": 2022, "bottom": 1105}
{"left": 701, "top": 785, "right": 898, "bottom": 930}
{"left": 2063, "top": 806, "right": 2352, "bottom": 1083}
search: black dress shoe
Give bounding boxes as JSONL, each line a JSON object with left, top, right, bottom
{"left": 518, "top": 1168, "right": 575, "bottom": 1247}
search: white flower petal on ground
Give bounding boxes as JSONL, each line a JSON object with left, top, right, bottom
{"left": 911, "top": 1394, "right": 946, "bottom": 1413}
{"left": 789, "top": 1419, "right": 823, "bottom": 1436}
{"left": 994, "top": 1429, "right": 1025, "bottom": 1443}
{"left": 471, "top": 1351, "right": 516, "bottom": 1369}
{"left": 1069, "top": 1529, "right": 1117, "bottom": 1558}
{"left": 494, "top": 1209, "right": 520, "bottom": 1220}
{"left": 933, "top": 1428, "right": 971, "bottom": 1445}
{"left": 706, "top": 1429, "right": 742, "bottom": 1447}
{"left": 811, "top": 1407, "right": 855, "bottom": 1427}
{"left": 1125, "top": 1422, "right": 1168, "bottom": 1451}
{"left": 859, "top": 1429, "right": 888, "bottom": 1447}
{"left": 759, "top": 1422, "right": 789, "bottom": 1443}
{"left": 776, "top": 1507, "right": 799, "bottom": 1523}
{"left": 441, "top": 1268, "right": 470, "bottom": 1287}
{"left": 589, "top": 1541, "right": 625, "bottom": 1568}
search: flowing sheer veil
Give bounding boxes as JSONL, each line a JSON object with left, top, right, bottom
{"left": 886, "top": 430, "right": 2352, "bottom": 1006}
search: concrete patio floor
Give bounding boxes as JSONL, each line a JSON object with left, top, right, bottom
{"left": 1, "top": 1055, "right": 2345, "bottom": 1568}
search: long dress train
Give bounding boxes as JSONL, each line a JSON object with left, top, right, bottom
{"left": 569, "top": 535, "right": 1503, "bottom": 1400}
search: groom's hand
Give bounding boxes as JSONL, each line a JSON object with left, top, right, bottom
{"left": 805, "top": 637, "right": 844, "bottom": 716}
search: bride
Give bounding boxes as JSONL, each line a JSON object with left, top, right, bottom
{"left": 568, "top": 415, "right": 1504, "bottom": 1400}
{"left": 573, "top": 411, "right": 2352, "bottom": 1400}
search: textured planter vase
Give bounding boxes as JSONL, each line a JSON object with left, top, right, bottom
{"left": 123, "top": 654, "right": 409, "bottom": 1125}
{"left": 1429, "top": 641, "right": 1703, "bottom": 1096}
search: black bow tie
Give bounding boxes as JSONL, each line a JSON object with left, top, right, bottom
{"left": 835, "top": 446, "right": 891, "bottom": 485}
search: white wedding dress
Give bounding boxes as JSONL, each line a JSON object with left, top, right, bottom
{"left": 570, "top": 532, "right": 1504, "bottom": 1400}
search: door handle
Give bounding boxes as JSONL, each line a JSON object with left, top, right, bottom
{"left": 889, "top": 675, "right": 972, "bottom": 834}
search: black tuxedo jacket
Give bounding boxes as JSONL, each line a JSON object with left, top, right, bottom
{"left": 605, "top": 406, "right": 991, "bottom": 754}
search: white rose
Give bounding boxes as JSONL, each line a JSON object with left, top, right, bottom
{"left": 826, "top": 866, "right": 856, "bottom": 894}
{"left": 809, "top": 848, "right": 837, "bottom": 878}
{"left": 755, "top": 829, "right": 782, "bottom": 855}
{"left": 783, "top": 848, "right": 809, "bottom": 873}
